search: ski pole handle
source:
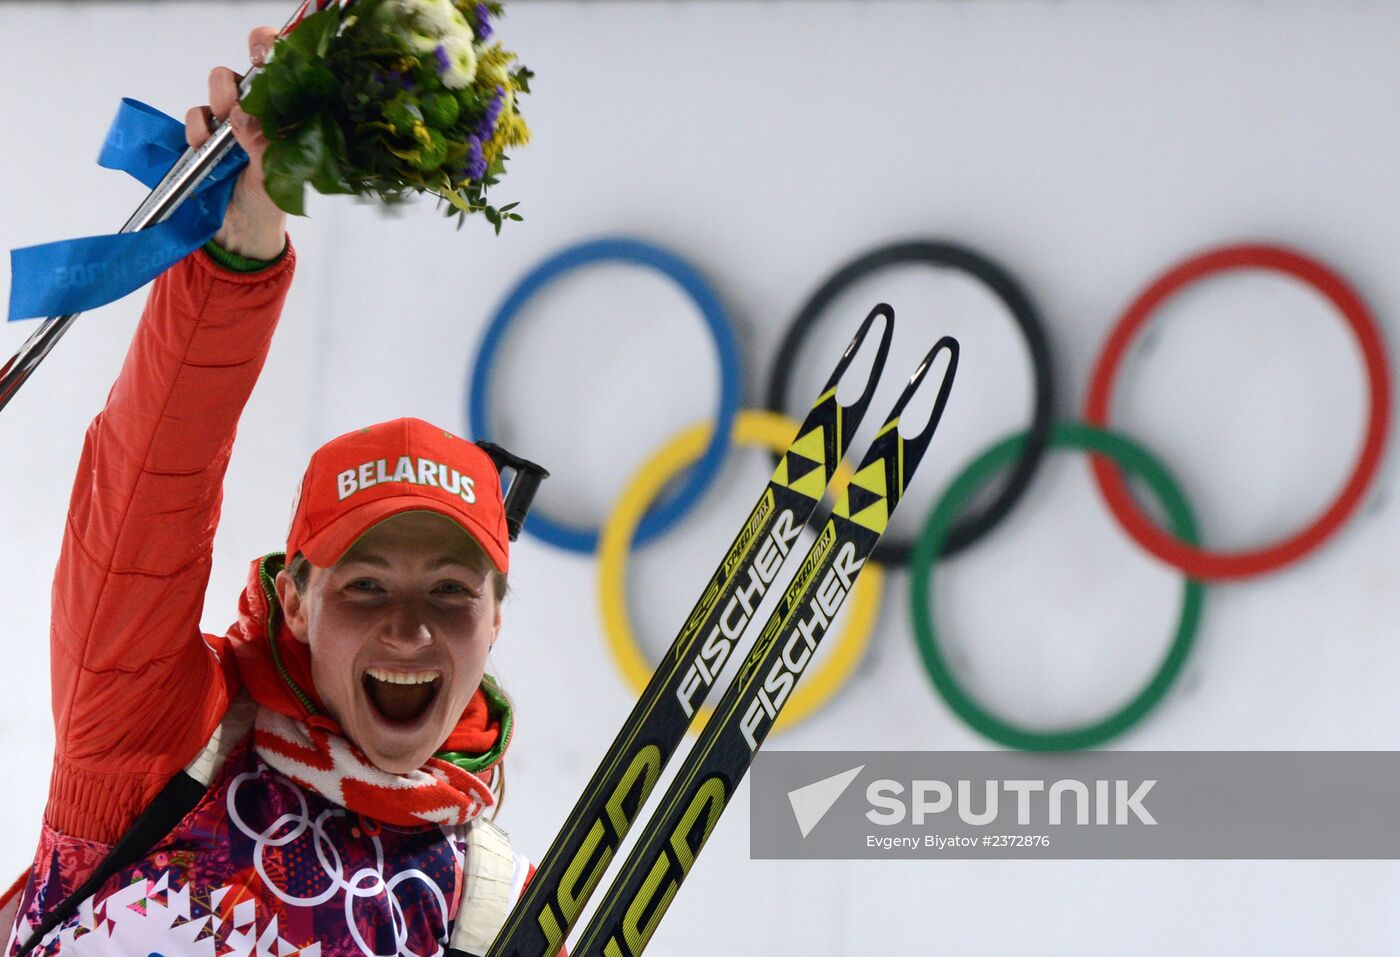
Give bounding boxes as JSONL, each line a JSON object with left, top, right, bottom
{"left": 479, "top": 441, "right": 552, "bottom": 541}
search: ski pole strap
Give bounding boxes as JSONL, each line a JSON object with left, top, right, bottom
{"left": 7, "top": 98, "right": 248, "bottom": 323}
{"left": 14, "top": 696, "right": 255, "bottom": 955}
{"left": 14, "top": 771, "right": 207, "bottom": 957}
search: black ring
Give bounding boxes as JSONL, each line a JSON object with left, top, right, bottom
{"left": 764, "top": 239, "right": 1055, "bottom": 565}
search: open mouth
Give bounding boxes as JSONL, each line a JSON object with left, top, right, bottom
{"left": 362, "top": 668, "right": 443, "bottom": 725}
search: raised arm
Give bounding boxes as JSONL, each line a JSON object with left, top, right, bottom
{"left": 46, "top": 28, "right": 291, "bottom": 844}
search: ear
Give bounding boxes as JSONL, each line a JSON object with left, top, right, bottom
{"left": 489, "top": 596, "right": 503, "bottom": 650}
{"left": 274, "top": 568, "right": 311, "bottom": 645}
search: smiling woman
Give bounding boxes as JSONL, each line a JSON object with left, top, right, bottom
{"left": 2, "top": 22, "right": 561, "bottom": 957}
{"left": 279, "top": 508, "right": 507, "bottom": 774}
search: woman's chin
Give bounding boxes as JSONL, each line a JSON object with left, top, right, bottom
{"left": 359, "top": 732, "right": 438, "bottom": 774}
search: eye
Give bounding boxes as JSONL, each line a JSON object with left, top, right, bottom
{"left": 345, "top": 578, "right": 384, "bottom": 593}
{"left": 433, "top": 580, "right": 478, "bottom": 597}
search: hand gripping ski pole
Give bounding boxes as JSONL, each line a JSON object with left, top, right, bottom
{"left": 570, "top": 336, "right": 959, "bottom": 957}
{"left": 0, "top": 0, "right": 339, "bottom": 414}
{"left": 482, "top": 306, "right": 895, "bottom": 957}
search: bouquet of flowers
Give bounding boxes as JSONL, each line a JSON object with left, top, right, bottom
{"left": 242, "top": 0, "right": 532, "bottom": 231}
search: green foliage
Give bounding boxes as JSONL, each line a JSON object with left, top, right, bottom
{"left": 242, "top": 0, "right": 532, "bottom": 231}
{"left": 422, "top": 92, "right": 460, "bottom": 129}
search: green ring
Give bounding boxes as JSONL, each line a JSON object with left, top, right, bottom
{"left": 910, "top": 422, "right": 1206, "bottom": 750}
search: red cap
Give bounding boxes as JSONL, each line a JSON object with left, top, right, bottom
{"left": 286, "top": 418, "right": 509, "bottom": 572}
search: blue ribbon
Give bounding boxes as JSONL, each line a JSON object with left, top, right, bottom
{"left": 7, "top": 98, "right": 248, "bottom": 322}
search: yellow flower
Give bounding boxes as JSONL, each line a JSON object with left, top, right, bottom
{"left": 490, "top": 110, "right": 530, "bottom": 151}
{"left": 477, "top": 44, "right": 515, "bottom": 88}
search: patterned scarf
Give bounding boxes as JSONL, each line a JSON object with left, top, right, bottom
{"left": 228, "top": 554, "right": 512, "bottom": 828}
{"left": 253, "top": 708, "right": 495, "bottom": 826}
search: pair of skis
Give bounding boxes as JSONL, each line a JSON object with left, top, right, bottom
{"left": 480, "top": 306, "right": 959, "bottom": 957}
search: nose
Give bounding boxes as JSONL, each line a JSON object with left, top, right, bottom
{"left": 377, "top": 599, "right": 434, "bottom": 651}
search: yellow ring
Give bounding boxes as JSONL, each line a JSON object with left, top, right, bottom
{"left": 598, "top": 409, "right": 884, "bottom": 734}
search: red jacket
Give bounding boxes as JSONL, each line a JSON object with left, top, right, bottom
{"left": 8, "top": 245, "right": 560, "bottom": 957}
{"left": 48, "top": 244, "right": 296, "bottom": 845}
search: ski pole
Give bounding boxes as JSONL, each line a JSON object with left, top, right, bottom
{"left": 0, "top": 0, "right": 340, "bottom": 414}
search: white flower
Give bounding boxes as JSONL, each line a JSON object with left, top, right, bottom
{"left": 407, "top": 31, "right": 439, "bottom": 54}
{"left": 396, "top": 0, "right": 477, "bottom": 77}
{"left": 437, "top": 33, "right": 478, "bottom": 88}
{"left": 419, "top": 0, "right": 472, "bottom": 37}
{"left": 397, "top": 0, "right": 474, "bottom": 43}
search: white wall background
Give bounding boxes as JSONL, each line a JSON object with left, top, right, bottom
{"left": 3, "top": 0, "right": 1400, "bottom": 953}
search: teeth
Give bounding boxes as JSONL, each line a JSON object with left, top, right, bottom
{"left": 366, "top": 667, "right": 441, "bottom": 686}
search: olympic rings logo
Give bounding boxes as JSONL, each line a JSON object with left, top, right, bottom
{"left": 468, "top": 236, "right": 1392, "bottom": 750}
{"left": 227, "top": 769, "right": 457, "bottom": 957}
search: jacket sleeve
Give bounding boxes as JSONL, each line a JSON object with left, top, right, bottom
{"left": 45, "top": 242, "right": 295, "bottom": 843}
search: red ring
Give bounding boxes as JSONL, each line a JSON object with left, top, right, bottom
{"left": 1084, "top": 243, "right": 1391, "bottom": 580}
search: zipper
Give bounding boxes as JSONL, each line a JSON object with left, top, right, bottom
{"left": 256, "top": 552, "right": 321, "bottom": 717}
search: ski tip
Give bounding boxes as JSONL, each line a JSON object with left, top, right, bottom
{"left": 825, "top": 303, "right": 895, "bottom": 414}
{"left": 892, "top": 335, "right": 960, "bottom": 449}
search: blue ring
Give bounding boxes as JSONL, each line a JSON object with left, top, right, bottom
{"left": 469, "top": 237, "right": 742, "bottom": 553}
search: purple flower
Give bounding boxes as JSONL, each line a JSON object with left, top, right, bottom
{"left": 475, "top": 86, "right": 505, "bottom": 140}
{"left": 382, "top": 69, "right": 412, "bottom": 91}
{"left": 434, "top": 44, "right": 452, "bottom": 75}
{"left": 464, "top": 135, "right": 487, "bottom": 181}
{"left": 475, "top": 4, "right": 493, "bottom": 41}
